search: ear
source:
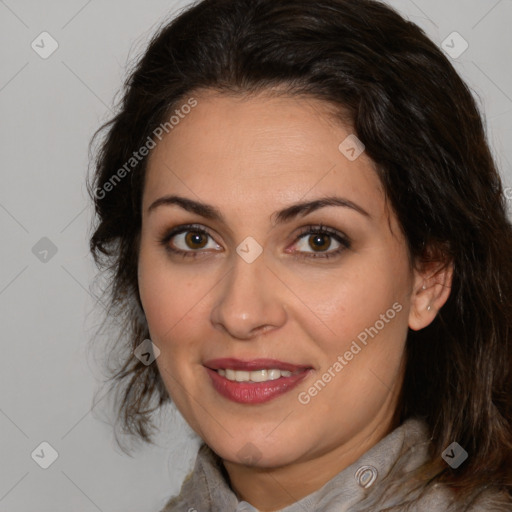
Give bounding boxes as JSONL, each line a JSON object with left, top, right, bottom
{"left": 408, "top": 256, "right": 453, "bottom": 332}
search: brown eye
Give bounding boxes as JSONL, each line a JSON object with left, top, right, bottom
{"left": 292, "top": 225, "right": 351, "bottom": 260}
{"left": 159, "top": 224, "right": 222, "bottom": 258}
{"left": 308, "top": 233, "right": 332, "bottom": 252}
{"left": 184, "top": 231, "right": 208, "bottom": 249}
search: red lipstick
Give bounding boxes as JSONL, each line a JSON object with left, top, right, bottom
{"left": 204, "top": 358, "right": 312, "bottom": 404}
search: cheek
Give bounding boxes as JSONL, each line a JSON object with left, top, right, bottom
{"left": 138, "top": 253, "right": 210, "bottom": 410}
{"left": 283, "top": 256, "right": 409, "bottom": 348}
{"left": 138, "top": 248, "right": 203, "bottom": 345}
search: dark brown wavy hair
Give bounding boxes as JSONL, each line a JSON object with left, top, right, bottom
{"left": 87, "top": 0, "right": 512, "bottom": 508}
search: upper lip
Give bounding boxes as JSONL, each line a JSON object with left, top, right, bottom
{"left": 204, "top": 358, "right": 312, "bottom": 372}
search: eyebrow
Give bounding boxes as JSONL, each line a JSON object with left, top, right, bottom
{"left": 147, "top": 194, "right": 370, "bottom": 225}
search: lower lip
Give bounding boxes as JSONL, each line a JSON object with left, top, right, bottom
{"left": 206, "top": 368, "right": 311, "bottom": 404}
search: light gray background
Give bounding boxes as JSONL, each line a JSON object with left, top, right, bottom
{"left": 1, "top": 1, "right": 511, "bottom": 511}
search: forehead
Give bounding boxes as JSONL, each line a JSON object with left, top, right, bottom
{"left": 143, "top": 91, "right": 384, "bottom": 220}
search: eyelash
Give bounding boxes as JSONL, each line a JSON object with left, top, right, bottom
{"left": 158, "top": 223, "right": 351, "bottom": 260}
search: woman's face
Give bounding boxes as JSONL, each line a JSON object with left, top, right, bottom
{"left": 138, "top": 91, "right": 421, "bottom": 470}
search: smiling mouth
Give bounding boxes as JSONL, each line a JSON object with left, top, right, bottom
{"left": 216, "top": 368, "right": 298, "bottom": 382}
{"left": 203, "top": 358, "right": 313, "bottom": 404}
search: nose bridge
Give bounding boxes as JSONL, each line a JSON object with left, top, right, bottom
{"left": 210, "top": 250, "right": 286, "bottom": 339}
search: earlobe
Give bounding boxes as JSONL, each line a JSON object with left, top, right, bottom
{"left": 408, "top": 262, "right": 453, "bottom": 331}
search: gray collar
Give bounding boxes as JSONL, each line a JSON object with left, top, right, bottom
{"left": 163, "top": 418, "right": 433, "bottom": 511}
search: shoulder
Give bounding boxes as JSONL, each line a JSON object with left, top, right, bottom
{"left": 413, "top": 483, "right": 512, "bottom": 512}
{"left": 158, "top": 444, "right": 208, "bottom": 512}
{"left": 466, "top": 488, "right": 512, "bottom": 512}
{"left": 158, "top": 472, "right": 194, "bottom": 512}
{"left": 158, "top": 443, "right": 237, "bottom": 512}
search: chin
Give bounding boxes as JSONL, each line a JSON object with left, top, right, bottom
{"left": 207, "top": 432, "right": 304, "bottom": 468}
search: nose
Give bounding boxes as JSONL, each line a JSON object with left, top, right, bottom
{"left": 210, "top": 253, "right": 287, "bottom": 340}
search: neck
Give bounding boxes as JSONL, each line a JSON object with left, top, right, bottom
{"left": 222, "top": 393, "right": 400, "bottom": 511}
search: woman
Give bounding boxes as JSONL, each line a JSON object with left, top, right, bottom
{"left": 87, "top": 0, "right": 512, "bottom": 510}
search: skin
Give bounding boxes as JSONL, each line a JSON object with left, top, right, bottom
{"left": 138, "top": 90, "right": 452, "bottom": 511}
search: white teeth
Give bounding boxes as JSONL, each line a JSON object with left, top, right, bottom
{"left": 267, "top": 369, "right": 281, "bottom": 380}
{"left": 251, "top": 369, "right": 268, "bottom": 382}
{"left": 216, "top": 368, "right": 295, "bottom": 382}
{"left": 236, "top": 370, "right": 250, "bottom": 382}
